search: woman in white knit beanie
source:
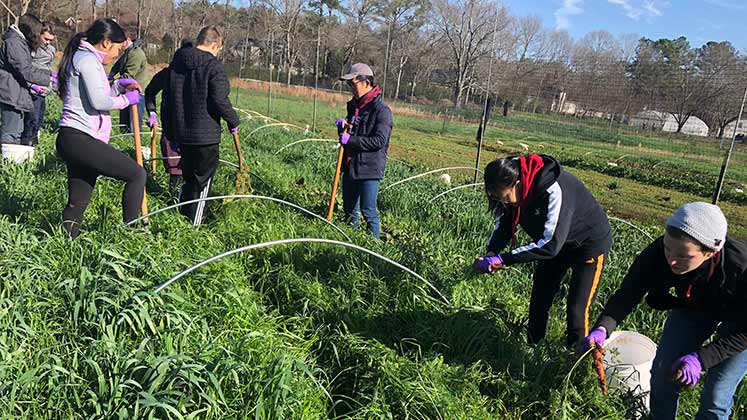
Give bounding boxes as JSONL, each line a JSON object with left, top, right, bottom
{"left": 581, "top": 202, "right": 747, "bottom": 419}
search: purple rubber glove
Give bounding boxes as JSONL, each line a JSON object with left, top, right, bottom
{"left": 580, "top": 327, "right": 607, "bottom": 351}
{"left": 672, "top": 353, "right": 702, "bottom": 387}
{"left": 50, "top": 71, "right": 58, "bottom": 83}
{"left": 117, "top": 78, "right": 138, "bottom": 89}
{"left": 339, "top": 132, "right": 350, "bottom": 145}
{"left": 335, "top": 118, "right": 346, "bottom": 128}
{"left": 108, "top": 74, "right": 114, "bottom": 83}
{"left": 147, "top": 112, "right": 158, "bottom": 128}
{"left": 30, "top": 84, "right": 45, "bottom": 95}
{"left": 230, "top": 127, "right": 238, "bottom": 135}
{"left": 473, "top": 255, "right": 503, "bottom": 273}
{"left": 123, "top": 90, "right": 141, "bottom": 106}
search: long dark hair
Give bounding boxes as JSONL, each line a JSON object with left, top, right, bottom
{"left": 57, "top": 18, "right": 126, "bottom": 99}
{"left": 18, "top": 13, "right": 42, "bottom": 51}
{"left": 484, "top": 157, "right": 520, "bottom": 214}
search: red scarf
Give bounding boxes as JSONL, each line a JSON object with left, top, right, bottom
{"left": 511, "top": 154, "right": 545, "bottom": 247}
{"left": 344, "top": 86, "right": 382, "bottom": 167}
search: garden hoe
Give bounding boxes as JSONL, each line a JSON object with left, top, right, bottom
{"left": 131, "top": 104, "right": 149, "bottom": 226}
{"left": 150, "top": 121, "right": 158, "bottom": 173}
{"left": 232, "top": 130, "right": 252, "bottom": 194}
{"left": 326, "top": 128, "right": 347, "bottom": 221}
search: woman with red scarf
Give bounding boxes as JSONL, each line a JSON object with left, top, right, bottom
{"left": 474, "top": 154, "right": 612, "bottom": 348}
{"left": 335, "top": 63, "right": 392, "bottom": 239}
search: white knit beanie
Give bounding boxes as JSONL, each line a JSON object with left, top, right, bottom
{"left": 666, "top": 202, "right": 727, "bottom": 251}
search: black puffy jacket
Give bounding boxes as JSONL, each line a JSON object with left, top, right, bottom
{"left": 342, "top": 94, "right": 392, "bottom": 180}
{"left": 145, "top": 46, "right": 239, "bottom": 146}
{"left": 0, "top": 27, "right": 50, "bottom": 112}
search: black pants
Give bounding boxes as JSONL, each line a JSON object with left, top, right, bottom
{"left": 56, "top": 127, "right": 146, "bottom": 238}
{"left": 527, "top": 252, "right": 607, "bottom": 348}
{"left": 178, "top": 143, "right": 219, "bottom": 226}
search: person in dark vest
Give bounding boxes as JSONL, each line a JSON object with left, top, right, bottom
{"left": 335, "top": 63, "right": 392, "bottom": 239}
{"left": 582, "top": 202, "right": 747, "bottom": 419}
{"left": 474, "top": 155, "right": 612, "bottom": 348}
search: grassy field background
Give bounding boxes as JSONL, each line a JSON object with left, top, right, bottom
{"left": 0, "top": 88, "right": 745, "bottom": 418}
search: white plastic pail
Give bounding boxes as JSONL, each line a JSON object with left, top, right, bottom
{"left": 603, "top": 330, "right": 657, "bottom": 412}
{"left": 1, "top": 144, "right": 34, "bottom": 163}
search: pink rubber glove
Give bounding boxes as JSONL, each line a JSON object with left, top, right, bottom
{"left": 473, "top": 255, "right": 503, "bottom": 273}
{"left": 147, "top": 112, "right": 157, "bottom": 128}
{"left": 580, "top": 327, "right": 607, "bottom": 351}
{"left": 124, "top": 90, "right": 141, "bottom": 106}
{"left": 339, "top": 132, "right": 350, "bottom": 145}
{"left": 672, "top": 353, "right": 702, "bottom": 387}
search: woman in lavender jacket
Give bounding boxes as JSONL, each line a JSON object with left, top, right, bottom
{"left": 56, "top": 19, "right": 145, "bottom": 238}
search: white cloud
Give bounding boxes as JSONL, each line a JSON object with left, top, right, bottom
{"left": 606, "top": 0, "right": 669, "bottom": 22}
{"left": 554, "top": 0, "right": 584, "bottom": 30}
{"left": 704, "top": 0, "right": 746, "bottom": 10}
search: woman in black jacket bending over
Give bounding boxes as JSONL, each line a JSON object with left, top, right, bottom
{"left": 582, "top": 202, "right": 747, "bottom": 419}
{"left": 474, "top": 155, "right": 612, "bottom": 348}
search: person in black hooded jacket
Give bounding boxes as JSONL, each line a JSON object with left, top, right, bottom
{"left": 145, "top": 26, "right": 239, "bottom": 226}
{"left": 581, "top": 202, "right": 747, "bottom": 419}
{"left": 473, "top": 154, "right": 612, "bottom": 348}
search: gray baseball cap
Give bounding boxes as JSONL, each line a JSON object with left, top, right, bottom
{"left": 339, "top": 63, "right": 374, "bottom": 81}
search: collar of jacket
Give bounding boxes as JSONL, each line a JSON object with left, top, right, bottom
{"left": 79, "top": 39, "right": 107, "bottom": 63}
{"left": 9, "top": 25, "right": 24, "bottom": 39}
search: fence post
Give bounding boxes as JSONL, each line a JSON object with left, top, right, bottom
{"left": 712, "top": 85, "right": 747, "bottom": 205}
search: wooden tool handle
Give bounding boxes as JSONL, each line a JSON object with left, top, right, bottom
{"left": 130, "top": 105, "right": 148, "bottom": 217}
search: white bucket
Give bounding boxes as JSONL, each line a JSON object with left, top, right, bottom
{"left": 603, "top": 330, "right": 657, "bottom": 413}
{"left": 1, "top": 144, "right": 34, "bottom": 163}
{"left": 140, "top": 146, "right": 151, "bottom": 160}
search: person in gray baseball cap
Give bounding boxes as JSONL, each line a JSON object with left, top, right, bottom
{"left": 580, "top": 202, "right": 747, "bottom": 419}
{"left": 334, "top": 63, "right": 392, "bottom": 238}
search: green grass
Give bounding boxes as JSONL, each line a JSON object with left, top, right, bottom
{"left": 0, "top": 94, "right": 745, "bottom": 418}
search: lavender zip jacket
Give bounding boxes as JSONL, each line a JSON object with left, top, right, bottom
{"left": 59, "top": 40, "right": 130, "bottom": 143}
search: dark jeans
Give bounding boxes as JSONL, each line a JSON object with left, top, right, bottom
{"left": 527, "top": 252, "right": 607, "bottom": 348}
{"left": 650, "top": 309, "right": 747, "bottom": 419}
{"left": 0, "top": 102, "right": 24, "bottom": 143}
{"left": 342, "top": 173, "right": 381, "bottom": 238}
{"left": 119, "top": 94, "right": 145, "bottom": 133}
{"left": 178, "top": 143, "right": 219, "bottom": 226}
{"left": 56, "top": 127, "right": 146, "bottom": 238}
{"left": 20, "top": 94, "right": 46, "bottom": 145}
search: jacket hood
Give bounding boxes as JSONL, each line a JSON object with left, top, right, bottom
{"left": 3, "top": 25, "right": 24, "bottom": 42}
{"left": 171, "top": 46, "right": 214, "bottom": 72}
{"left": 528, "top": 154, "right": 562, "bottom": 200}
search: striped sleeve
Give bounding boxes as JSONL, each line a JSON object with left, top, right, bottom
{"left": 486, "top": 209, "right": 512, "bottom": 254}
{"left": 500, "top": 181, "right": 570, "bottom": 265}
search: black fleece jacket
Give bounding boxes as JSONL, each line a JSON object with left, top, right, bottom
{"left": 596, "top": 236, "right": 747, "bottom": 369}
{"left": 145, "top": 46, "right": 239, "bottom": 146}
{"left": 487, "top": 155, "right": 612, "bottom": 265}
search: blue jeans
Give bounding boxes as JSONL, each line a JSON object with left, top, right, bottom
{"left": 21, "top": 94, "right": 46, "bottom": 145}
{"left": 342, "top": 173, "right": 380, "bottom": 238}
{"left": 0, "top": 102, "right": 24, "bottom": 143}
{"left": 650, "top": 309, "right": 747, "bottom": 419}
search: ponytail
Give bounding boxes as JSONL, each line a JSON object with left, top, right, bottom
{"left": 57, "top": 18, "right": 126, "bottom": 99}
{"left": 57, "top": 33, "right": 85, "bottom": 99}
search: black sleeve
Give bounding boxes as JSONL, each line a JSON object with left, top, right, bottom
{"left": 596, "top": 241, "right": 660, "bottom": 334}
{"left": 144, "top": 68, "right": 167, "bottom": 114}
{"left": 346, "top": 105, "right": 392, "bottom": 152}
{"left": 500, "top": 182, "right": 571, "bottom": 265}
{"left": 207, "top": 62, "right": 240, "bottom": 129}
{"left": 486, "top": 207, "right": 512, "bottom": 255}
{"left": 699, "top": 330, "right": 747, "bottom": 369}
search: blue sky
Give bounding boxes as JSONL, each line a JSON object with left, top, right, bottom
{"left": 502, "top": 0, "right": 747, "bottom": 51}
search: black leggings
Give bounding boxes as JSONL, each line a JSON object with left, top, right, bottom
{"left": 56, "top": 127, "right": 146, "bottom": 238}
